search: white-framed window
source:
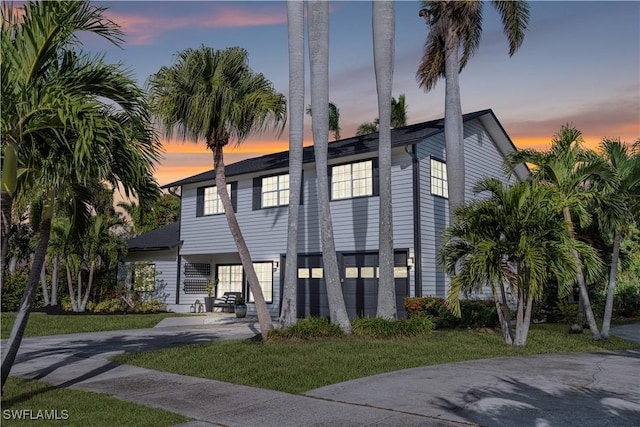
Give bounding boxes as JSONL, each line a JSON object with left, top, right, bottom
{"left": 262, "top": 174, "right": 290, "bottom": 207}
{"left": 331, "top": 159, "right": 374, "bottom": 200}
{"left": 203, "top": 184, "right": 231, "bottom": 215}
{"left": 248, "top": 262, "right": 273, "bottom": 303}
{"left": 216, "top": 265, "right": 243, "bottom": 296}
{"left": 430, "top": 158, "right": 448, "bottom": 198}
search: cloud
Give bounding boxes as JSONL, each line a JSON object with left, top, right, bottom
{"left": 106, "top": 4, "right": 287, "bottom": 45}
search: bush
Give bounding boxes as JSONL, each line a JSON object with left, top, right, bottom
{"left": 404, "top": 296, "right": 498, "bottom": 329}
{"left": 614, "top": 283, "right": 640, "bottom": 317}
{"left": 555, "top": 299, "right": 579, "bottom": 323}
{"left": 268, "top": 317, "right": 344, "bottom": 340}
{"left": 1, "top": 270, "right": 45, "bottom": 312}
{"left": 93, "top": 298, "right": 126, "bottom": 314}
{"left": 136, "top": 300, "right": 168, "bottom": 313}
{"left": 351, "top": 316, "right": 434, "bottom": 338}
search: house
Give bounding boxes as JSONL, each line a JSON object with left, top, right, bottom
{"left": 125, "top": 109, "right": 528, "bottom": 317}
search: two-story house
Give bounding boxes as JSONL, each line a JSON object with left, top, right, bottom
{"left": 125, "top": 109, "right": 528, "bottom": 317}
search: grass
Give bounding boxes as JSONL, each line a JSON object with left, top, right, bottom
{"left": 114, "top": 322, "right": 640, "bottom": 394}
{"left": 1, "top": 377, "right": 189, "bottom": 427}
{"left": 0, "top": 312, "right": 189, "bottom": 339}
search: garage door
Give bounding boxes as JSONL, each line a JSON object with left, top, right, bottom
{"left": 342, "top": 251, "right": 408, "bottom": 318}
{"left": 291, "top": 251, "right": 408, "bottom": 319}
{"left": 296, "top": 255, "right": 329, "bottom": 318}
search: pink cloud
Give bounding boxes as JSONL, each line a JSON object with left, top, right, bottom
{"left": 106, "top": 4, "right": 287, "bottom": 45}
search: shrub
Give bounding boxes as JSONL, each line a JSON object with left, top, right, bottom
{"left": 351, "top": 316, "right": 433, "bottom": 338}
{"left": 555, "top": 299, "right": 579, "bottom": 324}
{"left": 614, "top": 283, "right": 640, "bottom": 317}
{"left": 1, "top": 270, "right": 45, "bottom": 312}
{"left": 268, "top": 317, "right": 344, "bottom": 340}
{"left": 404, "top": 296, "right": 498, "bottom": 329}
{"left": 136, "top": 300, "right": 168, "bottom": 313}
{"left": 93, "top": 298, "right": 126, "bottom": 314}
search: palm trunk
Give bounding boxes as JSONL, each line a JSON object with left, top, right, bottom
{"left": 51, "top": 255, "right": 59, "bottom": 306}
{"left": 280, "top": 0, "right": 305, "bottom": 328}
{"left": 80, "top": 262, "right": 95, "bottom": 312}
{"left": 212, "top": 144, "right": 273, "bottom": 336}
{"left": 514, "top": 287, "right": 525, "bottom": 345}
{"left": 373, "top": 0, "right": 396, "bottom": 320}
{"left": 493, "top": 284, "right": 513, "bottom": 345}
{"left": 1, "top": 202, "right": 52, "bottom": 392}
{"left": 40, "top": 262, "right": 50, "bottom": 306}
{"left": 66, "top": 264, "right": 78, "bottom": 312}
{"left": 563, "top": 207, "right": 601, "bottom": 339}
{"left": 601, "top": 230, "right": 621, "bottom": 339}
{"left": 308, "top": 0, "right": 351, "bottom": 333}
{"left": 1, "top": 190, "right": 13, "bottom": 294}
{"left": 77, "top": 271, "right": 82, "bottom": 310}
{"left": 514, "top": 291, "right": 534, "bottom": 347}
{"left": 443, "top": 25, "right": 465, "bottom": 224}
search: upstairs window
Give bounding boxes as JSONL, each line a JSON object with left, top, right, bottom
{"left": 430, "top": 158, "right": 448, "bottom": 198}
{"left": 197, "top": 183, "right": 237, "bottom": 216}
{"left": 253, "top": 172, "right": 302, "bottom": 210}
{"left": 330, "top": 159, "right": 377, "bottom": 200}
{"left": 262, "top": 174, "right": 290, "bottom": 207}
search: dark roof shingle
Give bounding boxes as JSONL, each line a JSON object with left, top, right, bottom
{"left": 127, "top": 221, "right": 180, "bottom": 252}
{"left": 163, "top": 109, "right": 493, "bottom": 188}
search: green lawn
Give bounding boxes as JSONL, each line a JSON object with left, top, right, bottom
{"left": 1, "top": 377, "right": 189, "bottom": 427}
{"left": 1, "top": 312, "right": 190, "bottom": 339}
{"left": 113, "top": 323, "right": 640, "bottom": 394}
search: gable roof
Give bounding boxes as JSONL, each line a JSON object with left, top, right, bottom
{"left": 163, "top": 109, "right": 523, "bottom": 188}
{"left": 127, "top": 221, "right": 181, "bottom": 252}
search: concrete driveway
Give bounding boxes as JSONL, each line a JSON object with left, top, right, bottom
{"left": 3, "top": 320, "right": 639, "bottom": 426}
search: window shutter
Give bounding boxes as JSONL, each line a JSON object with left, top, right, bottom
{"left": 327, "top": 165, "right": 333, "bottom": 200}
{"left": 252, "top": 178, "right": 261, "bottom": 210}
{"left": 196, "top": 187, "right": 204, "bottom": 217}
{"left": 231, "top": 182, "right": 238, "bottom": 212}
{"left": 372, "top": 158, "right": 380, "bottom": 196}
{"left": 299, "top": 170, "right": 304, "bottom": 205}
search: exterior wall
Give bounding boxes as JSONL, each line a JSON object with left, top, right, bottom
{"left": 124, "top": 250, "right": 178, "bottom": 306}
{"left": 167, "top": 116, "right": 514, "bottom": 314}
{"left": 416, "top": 117, "right": 515, "bottom": 298}
{"left": 177, "top": 147, "right": 417, "bottom": 315}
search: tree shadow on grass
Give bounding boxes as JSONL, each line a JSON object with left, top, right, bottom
{"left": 435, "top": 373, "right": 640, "bottom": 427}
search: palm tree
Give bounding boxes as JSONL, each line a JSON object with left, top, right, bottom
{"left": 306, "top": 102, "right": 341, "bottom": 141}
{"left": 595, "top": 139, "right": 640, "bottom": 338}
{"left": 441, "top": 178, "right": 601, "bottom": 346}
{"left": 390, "top": 94, "right": 407, "bottom": 128}
{"left": 356, "top": 118, "right": 380, "bottom": 136}
{"left": 148, "top": 46, "right": 285, "bottom": 337}
{"left": 355, "top": 94, "right": 407, "bottom": 136}
{"left": 1, "top": 1, "right": 160, "bottom": 391}
{"left": 417, "top": 0, "right": 529, "bottom": 223}
{"left": 373, "top": 0, "right": 396, "bottom": 319}
{"left": 280, "top": 0, "right": 305, "bottom": 327}
{"left": 0, "top": 0, "right": 124, "bottom": 289}
{"left": 307, "top": 0, "right": 351, "bottom": 333}
{"left": 507, "top": 126, "right": 610, "bottom": 340}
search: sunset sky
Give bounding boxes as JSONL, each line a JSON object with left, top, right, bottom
{"left": 81, "top": 1, "right": 639, "bottom": 188}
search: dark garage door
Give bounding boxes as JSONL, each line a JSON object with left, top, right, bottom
{"left": 291, "top": 251, "right": 409, "bottom": 319}
{"left": 342, "top": 251, "right": 408, "bottom": 319}
{"left": 296, "top": 255, "right": 329, "bottom": 318}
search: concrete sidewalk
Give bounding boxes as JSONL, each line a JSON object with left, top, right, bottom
{"left": 4, "top": 319, "right": 640, "bottom": 426}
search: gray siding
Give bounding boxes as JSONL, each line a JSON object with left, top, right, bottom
{"left": 416, "top": 117, "right": 515, "bottom": 298}
{"left": 178, "top": 148, "right": 417, "bottom": 314}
